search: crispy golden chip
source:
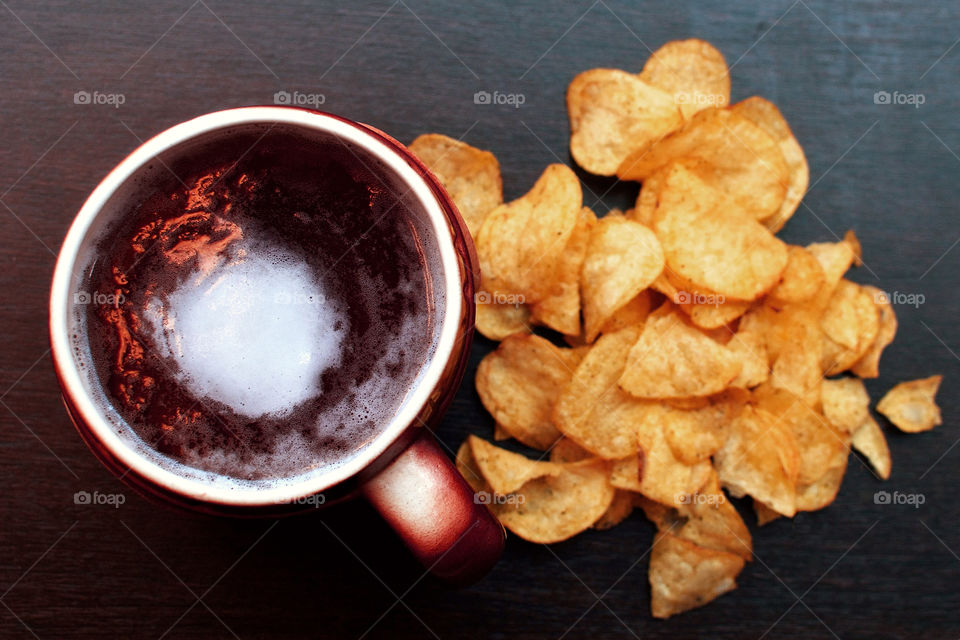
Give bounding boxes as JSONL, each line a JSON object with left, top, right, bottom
{"left": 593, "top": 489, "right": 635, "bottom": 530}
{"left": 554, "top": 326, "right": 659, "bottom": 458}
{"left": 567, "top": 68, "right": 683, "bottom": 176}
{"left": 850, "top": 285, "right": 898, "bottom": 378}
{"left": 476, "top": 334, "right": 583, "bottom": 450}
{"left": 493, "top": 423, "right": 511, "bottom": 441}
{"left": 649, "top": 531, "right": 745, "bottom": 619}
{"left": 581, "top": 215, "right": 665, "bottom": 341}
{"left": 755, "top": 385, "right": 850, "bottom": 500}
{"left": 876, "top": 375, "right": 943, "bottom": 433}
{"left": 619, "top": 303, "right": 742, "bottom": 399}
{"left": 656, "top": 394, "right": 739, "bottom": 465}
{"left": 610, "top": 427, "right": 713, "bottom": 507}
{"left": 795, "top": 457, "right": 849, "bottom": 513}
{"left": 650, "top": 162, "right": 788, "bottom": 301}
{"left": 714, "top": 404, "right": 799, "bottom": 517}
{"left": 769, "top": 245, "right": 825, "bottom": 305}
{"left": 530, "top": 207, "right": 596, "bottom": 335}
{"left": 678, "top": 298, "right": 751, "bottom": 330}
{"left": 549, "top": 437, "right": 593, "bottom": 463}
{"left": 727, "top": 325, "right": 770, "bottom": 389}
{"left": 597, "top": 289, "right": 654, "bottom": 337}
{"left": 495, "top": 458, "right": 615, "bottom": 544}
{"left": 640, "top": 39, "right": 731, "bottom": 120}
{"left": 807, "top": 233, "right": 859, "bottom": 298}
{"left": 851, "top": 415, "right": 892, "bottom": 480}
{"left": 821, "top": 377, "right": 872, "bottom": 435}
{"left": 730, "top": 97, "right": 809, "bottom": 232}
{"left": 618, "top": 108, "right": 789, "bottom": 222}
{"left": 455, "top": 440, "right": 488, "bottom": 493}
{"left": 408, "top": 133, "right": 503, "bottom": 236}
{"left": 821, "top": 279, "right": 880, "bottom": 375}
{"left": 468, "top": 435, "right": 563, "bottom": 496}
{"left": 477, "top": 164, "right": 582, "bottom": 302}
{"left": 475, "top": 296, "right": 531, "bottom": 341}
{"left": 753, "top": 500, "right": 782, "bottom": 526}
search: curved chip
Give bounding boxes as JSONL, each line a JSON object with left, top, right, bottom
{"left": 581, "top": 216, "right": 665, "bottom": 341}
{"left": 597, "top": 289, "right": 655, "bottom": 337}
{"left": 730, "top": 97, "right": 809, "bottom": 232}
{"left": 640, "top": 39, "right": 731, "bottom": 120}
{"left": 619, "top": 304, "right": 742, "bottom": 399}
{"left": 408, "top": 133, "right": 503, "bottom": 236}
{"left": 476, "top": 334, "right": 583, "bottom": 450}
{"left": 477, "top": 163, "right": 582, "bottom": 303}
{"left": 820, "top": 279, "right": 880, "bottom": 375}
{"left": 714, "top": 404, "right": 799, "bottom": 517}
{"left": 495, "top": 458, "right": 615, "bottom": 544}
{"left": 650, "top": 162, "right": 788, "bottom": 301}
{"left": 593, "top": 489, "right": 635, "bottom": 530}
{"left": 468, "top": 435, "right": 563, "bottom": 496}
{"left": 475, "top": 296, "right": 531, "bottom": 341}
{"left": 554, "top": 326, "right": 658, "bottom": 458}
{"left": 769, "top": 245, "right": 825, "bottom": 305}
{"left": 852, "top": 415, "right": 892, "bottom": 480}
{"left": 567, "top": 68, "right": 682, "bottom": 176}
{"left": 617, "top": 108, "right": 789, "bottom": 222}
{"left": 821, "top": 377, "right": 872, "bottom": 435}
{"left": 649, "top": 531, "right": 745, "bottom": 619}
{"left": 850, "top": 285, "right": 898, "bottom": 378}
{"left": 876, "top": 375, "right": 943, "bottom": 433}
{"left": 530, "top": 207, "right": 596, "bottom": 335}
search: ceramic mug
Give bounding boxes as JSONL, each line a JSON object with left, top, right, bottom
{"left": 49, "top": 107, "right": 505, "bottom": 584}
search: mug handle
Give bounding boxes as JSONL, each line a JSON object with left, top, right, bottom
{"left": 362, "top": 433, "right": 505, "bottom": 584}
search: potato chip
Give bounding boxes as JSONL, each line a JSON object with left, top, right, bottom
{"left": 477, "top": 164, "right": 581, "bottom": 303}
{"left": 619, "top": 303, "right": 742, "bottom": 399}
{"left": 640, "top": 39, "right": 730, "bottom": 120}
{"left": 730, "top": 97, "right": 809, "bottom": 232}
{"left": 475, "top": 296, "right": 531, "bottom": 341}
{"left": 476, "top": 334, "right": 583, "bottom": 450}
{"left": 597, "top": 289, "right": 654, "bottom": 337}
{"left": 567, "top": 68, "right": 682, "bottom": 176}
{"left": 618, "top": 108, "right": 789, "bottom": 222}
{"left": 530, "top": 207, "right": 596, "bottom": 335}
{"left": 795, "top": 458, "right": 849, "bottom": 513}
{"left": 610, "top": 427, "right": 713, "bottom": 507}
{"left": 493, "top": 423, "right": 511, "bottom": 441}
{"left": 657, "top": 394, "right": 739, "bottom": 465}
{"left": 581, "top": 215, "right": 665, "bottom": 341}
{"left": 593, "top": 489, "right": 635, "bottom": 530}
{"left": 649, "top": 531, "right": 745, "bottom": 619}
{"left": 820, "top": 279, "right": 880, "bottom": 375}
{"left": 495, "top": 458, "right": 615, "bottom": 544}
{"left": 727, "top": 325, "right": 770, "bottom": 389}
{"left": 455, "top": 440, "right": 488, "bottom": 493}
{"left": 679, "top": 298, "right": 751, "bottom": 329}
{"left": 408, "top": 133, "right": 503, "bottom": 236}
{"left": 821, "top": 377, "right": 872, "bottom": 435}
{"left": 850, "top": 285, "right": 898, "bottom": 378}
{"left": 554, "top": 326, "right": 658, "bottom": 458}
{"left": 468, "top": 435, "right": 563, "bottom": 496}
{"left": 549, "top": 437, "right": 592, "bottom": 463}
{"left": 649, "top": 162, "right": 788, "bottom": 301}
{"left": 753, "top": 500, "right": 782, "bottom": 526}
{"left": 769, "top": 245, "right": 825, "bottom": 305}
{"left": 876, "top": 375, "right": 943, "bottom": 433}
{"left": 714, "top": 404, "right": 799, "bottom": 517}
{"left": 851, "top": 415, "right": 891, "bottom": 480}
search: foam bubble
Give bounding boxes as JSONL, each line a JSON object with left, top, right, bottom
{"left": 145, "top": 244, "right": 347, "bottom": 419}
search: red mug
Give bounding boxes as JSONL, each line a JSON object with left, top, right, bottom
{"left": 48, "top": 107, "right": 504, "bottom": 584}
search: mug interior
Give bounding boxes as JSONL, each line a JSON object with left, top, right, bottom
{"left": 49, "top": 107, "right": 464, "bottom": 506}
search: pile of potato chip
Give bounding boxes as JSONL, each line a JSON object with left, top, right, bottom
{"left": 409, "top": 39, "right": 943, "bottom": 618}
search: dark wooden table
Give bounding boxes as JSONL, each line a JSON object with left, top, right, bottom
{"left": 2, "top": 1, "right": 958, "bottom": 637}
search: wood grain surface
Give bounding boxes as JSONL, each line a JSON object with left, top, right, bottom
{"left": 1, "top": 1, "right": 958, "bottom": 638}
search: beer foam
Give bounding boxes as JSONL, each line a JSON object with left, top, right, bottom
{"left": 145, "top": 244, "right": 347, "bottom": 419}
